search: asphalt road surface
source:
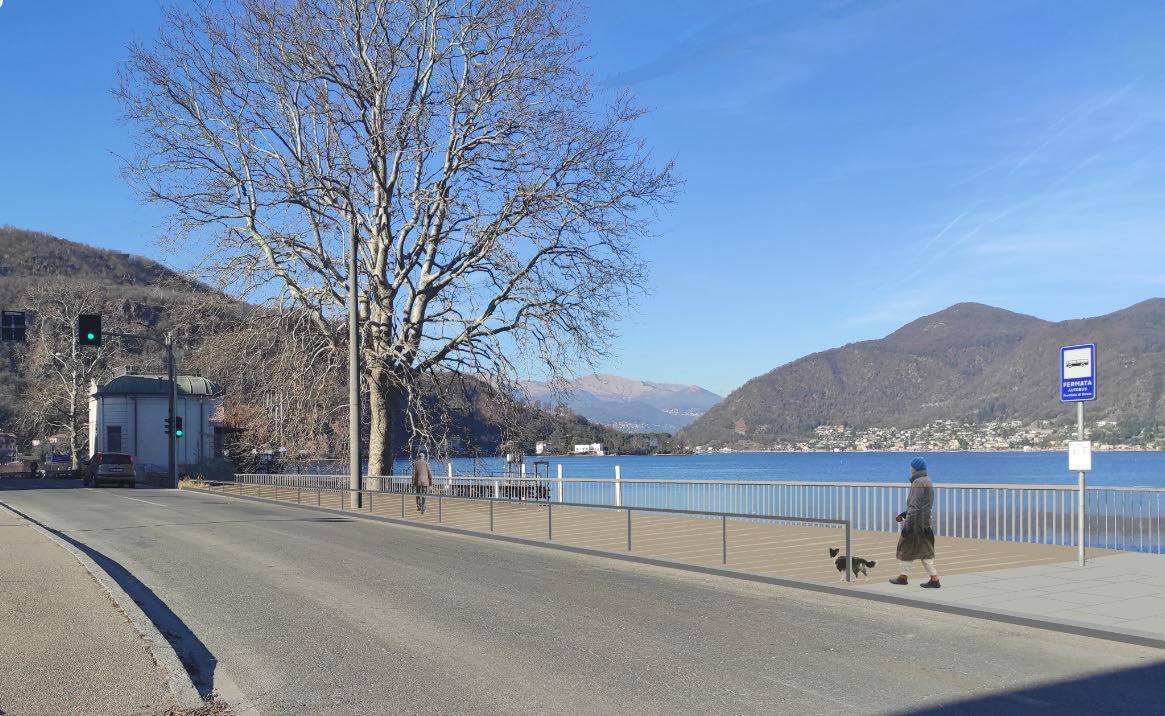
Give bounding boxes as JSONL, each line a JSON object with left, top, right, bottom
{"left": 4, "top": 480, "right": 1165, "bottom": 715}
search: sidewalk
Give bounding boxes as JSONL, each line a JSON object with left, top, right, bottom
{"left": 0, "top": 506, "right": 177, "bottom": 716}
{"left": 859, "top": 552, "right": 1165, "bottom": 645}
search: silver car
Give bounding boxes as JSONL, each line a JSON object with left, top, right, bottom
{"left": 84, "top": 453, "right": 136, "bottom": 488}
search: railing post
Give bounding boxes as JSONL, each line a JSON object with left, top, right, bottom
{"left": 615, "top": 465, "right": 622, "bottom": 507}
{"left": 297, "top": 487, "right": 301, "bottom": 504}
{"left": 401, "top": 491, "right": 405, "bottom": 518}
{"left": 722, "top": 514, "right": 727, "bottom": 565}
{"left": 490, "top": 499, "right": 495, "bottom": 531}
{"left": 626, "top": 508, "right": 632, "bottom": 551}
{"left": 548, "top": 504, "right": 553, "bottom": 541}
{"left": 845, "top": 521, "right": 853, "bottom": 582}
{"left": 557, "top": 464, "right": 564, "bottom": 503}
{"left": 493, "top": 478, "right": 499, "bottom": 500}
{"left": 439, "top": 494, "right": 443, "bottom": 523}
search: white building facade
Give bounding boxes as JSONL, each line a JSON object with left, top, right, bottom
{"left": 89, "top": 374, "right": 223, "bottom": 475}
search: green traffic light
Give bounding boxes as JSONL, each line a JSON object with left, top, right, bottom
{"left": 175, "top": 430, "right": 184, "bottom": 437}
{"left": 86, "top": 332, "right": 95, "bottom": 341}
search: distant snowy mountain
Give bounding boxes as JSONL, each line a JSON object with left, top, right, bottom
{"left": 521, "top": 373, "right": 722, "bottom": 433}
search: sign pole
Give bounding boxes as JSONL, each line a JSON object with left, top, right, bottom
{"left": 1061, "top": 343, "right": 1095, "bottom": 568}
{"left": 1077, "top": 400, "right": 1085, "bottom": 566}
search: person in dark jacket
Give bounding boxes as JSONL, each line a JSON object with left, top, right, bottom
{"left": 889, "top": 457, "right": 940, "bottom": 588}
{"left": 412, "top": 452, "right": 433, "bottom": 514}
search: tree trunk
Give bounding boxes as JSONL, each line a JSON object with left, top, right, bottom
{"left": 366, "top": 367, "right": 397, "bottom": 477}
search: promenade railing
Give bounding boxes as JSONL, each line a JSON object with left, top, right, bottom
{"left": 210, "top": 476, "right": 858, "bottom": 580}
{"left": 231, "top": 473, "right": 1165, "bottom": 554}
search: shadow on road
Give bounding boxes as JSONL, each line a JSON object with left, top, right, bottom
{"left": 21, "top": 514, "right": 220, "bottom": 699}
{"left": 0, "top": 478, "right": 86, "bottom": 490}
{"left": 897, "top": 660, "right": 1165, "bottom": 714}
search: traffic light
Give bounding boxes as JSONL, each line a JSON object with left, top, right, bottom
{"left": 1, "top": 311, "right": 25, "bottom": 342}
{"left": 174, "top": 417, "right": 184, "bottom": 438}
{"left": 78, "top": 314, "right": 101, "bottom": 347}
{"left": 164, "top": 417, "right": 172, "bottom": 435}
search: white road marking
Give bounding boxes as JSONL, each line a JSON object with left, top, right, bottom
{"left": 107, "top": 493, "right": 175, "bottom": 509}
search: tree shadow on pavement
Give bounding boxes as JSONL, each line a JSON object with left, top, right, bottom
{"left": 0, "top": 478, "right": 85, "bottom": 490}
{"left": 897, "top": 660, "right": 1165, "bottom": 715}
{"left": 45, "top": 527, "right": 219, "bottom": 699}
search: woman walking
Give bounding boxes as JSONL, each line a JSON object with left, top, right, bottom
{"left": 889, "top": 457, "right": 940, "bottom": 588}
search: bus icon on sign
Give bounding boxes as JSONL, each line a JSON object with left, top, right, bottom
{"left": 1066, "top": 358, "right": 1090, "bottom": 369}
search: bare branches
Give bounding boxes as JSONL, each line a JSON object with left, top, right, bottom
{"left": 120, "top": 0, "right": 677, "bottom": 473}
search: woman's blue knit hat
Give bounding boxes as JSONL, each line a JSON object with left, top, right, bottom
{"left": 910, "top": 457, "right": 927, "bottom": 472}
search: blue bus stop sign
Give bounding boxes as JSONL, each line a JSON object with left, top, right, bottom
{"left": 1061, "top": 344, "right": 1096, "bottom": 402}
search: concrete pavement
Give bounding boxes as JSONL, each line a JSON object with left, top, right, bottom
{"left": 0, "top": 500, "right": 176, "bottom": 716}
{"left": 861, "top": 552, "right": 1165, "bottom": 644}
{"left": 4, "top": 481, "right": 1165, "bottom": 714}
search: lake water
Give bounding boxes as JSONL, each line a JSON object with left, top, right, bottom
{"left": 394, "top": 451, "right": 1165, "bottom": 488}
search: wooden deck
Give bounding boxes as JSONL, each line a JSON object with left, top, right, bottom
{"left": 207, "top": 483, "right": 1107, "bottom": 583}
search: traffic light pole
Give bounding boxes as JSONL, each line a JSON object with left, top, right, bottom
{"left": 103, "top": 328, "right": 180, "bottom": 488}
{"left": 166, "top": 332, "right": 177, "bottom": 489}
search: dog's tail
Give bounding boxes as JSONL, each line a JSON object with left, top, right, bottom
{"left": 829, "top": 547, "right": 840, "bottom": 557}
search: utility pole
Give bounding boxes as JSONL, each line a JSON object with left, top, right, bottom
{"left": 348, "top": 233, "right": 362, "bottom": 508}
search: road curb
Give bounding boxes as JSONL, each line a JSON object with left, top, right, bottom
{"left": 0, "top": 500, "right": 205, "bottom": 710}
{"left": 188, "top": 487, "right": 1165, "bottom": 651}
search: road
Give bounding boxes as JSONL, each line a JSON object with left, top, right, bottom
{"left": 3, "top": 480, "right": 1165, "bottom": 715}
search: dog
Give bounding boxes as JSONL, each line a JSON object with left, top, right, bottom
{"left": 829, "top": 547, "right": 876, "bottom": 580}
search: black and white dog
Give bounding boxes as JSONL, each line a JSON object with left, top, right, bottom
{"left": 829, "top": 547, "right": 876, "bottom": 580}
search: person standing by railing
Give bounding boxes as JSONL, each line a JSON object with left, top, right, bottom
{"left": 412, "top": 452, "right": 432, "bottom": 515}
{"left": 889, "top": 457, "right": 941, "bottom": 589}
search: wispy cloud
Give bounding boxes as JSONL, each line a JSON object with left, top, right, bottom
{"left": 602, "top": 0, "right": 900, "bottom": 91}
{"left": 1006, "top": 82, "right": 1137, "bottom": 176}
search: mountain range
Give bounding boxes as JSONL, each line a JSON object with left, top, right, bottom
{"left": 681, "top": 301, "right": 1165, "bottom": 448}
{"left": 521, "top": 373, "right": 722, "bottom": 433}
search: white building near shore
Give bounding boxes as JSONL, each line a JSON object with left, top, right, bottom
{"left": 572, "top": 442, "right": 605, "bottom": 456}
{"left": 89, "top": 374, "right": 224, "bottom": 475}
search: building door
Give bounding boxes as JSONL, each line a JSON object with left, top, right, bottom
{"left": 106, "top": 425, "right": 123, "bottom": 453}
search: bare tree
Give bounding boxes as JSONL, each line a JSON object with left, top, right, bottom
{"left": 24, "top": 285, "right": 125, "bottom": 467}
{"left": 174, "top": 291, "right": 351, "bottom": 463}
{"left": 119, "top": 0, "right": 677, "bottom": 475}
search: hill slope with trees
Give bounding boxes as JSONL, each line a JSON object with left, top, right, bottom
{"left": 681, "top": 301, "right": 1165, "bottom": 448}
{"left": 0, "top": 228, "right": 666, "bottom": 465}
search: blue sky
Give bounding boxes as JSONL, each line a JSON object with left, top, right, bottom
{"left": 2, "top": 1, "right": 1164, "bottom": 396}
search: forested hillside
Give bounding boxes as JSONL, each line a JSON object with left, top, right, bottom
{"left": 0, "top": 227, "right": 659, "bottom": 464}
{"left": 682, "top": 301, "right": 1165, "bottom": 448}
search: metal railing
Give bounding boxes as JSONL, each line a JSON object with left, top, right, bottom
{"left": 232, "top": 473, "right": 1165, "bottom": 555}
{"left": 214, "top": 477, "right": 857, "bottom": 580}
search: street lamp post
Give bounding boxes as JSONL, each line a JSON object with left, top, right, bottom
{"left": 347, "top": 232, "right": 362, "bottom": 507}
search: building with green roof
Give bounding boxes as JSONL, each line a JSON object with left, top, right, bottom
{"left": 88, "top": 372, "right": 224, "bottom": 476}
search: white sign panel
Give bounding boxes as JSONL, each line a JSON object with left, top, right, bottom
{"left": 1068, "top": 441, "right": 1092, "bottom": 472}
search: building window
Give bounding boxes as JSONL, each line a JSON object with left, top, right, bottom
{"left": 106, "top": 425, "right": 123, "bottom": 453}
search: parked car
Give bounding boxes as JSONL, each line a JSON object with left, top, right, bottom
{"left": 84, "top": 453, "right": 137, "bottom": 488}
